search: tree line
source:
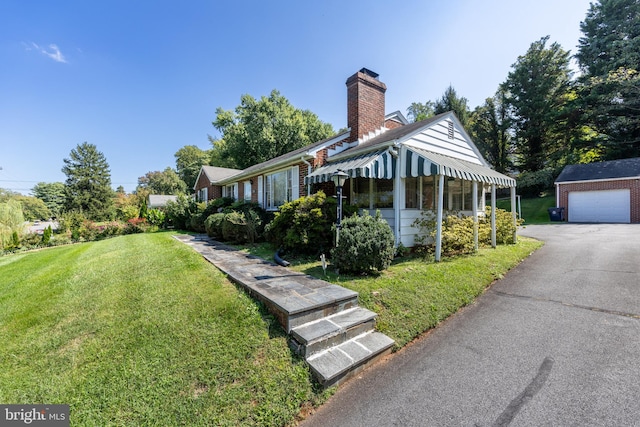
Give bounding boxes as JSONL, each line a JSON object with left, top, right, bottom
{"left": 2, "top": 0, "right": 636, "bottom": 226}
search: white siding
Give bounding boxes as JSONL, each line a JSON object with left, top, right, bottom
{"left": 363, "top": 208, "right": 395, "bottom": 235}
{"left": 403, "top": 119, "right": 482, "bottom": 165}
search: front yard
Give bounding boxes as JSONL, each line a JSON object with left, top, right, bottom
{"left": 0, "top": 231, "right": 541, "bottom": 426}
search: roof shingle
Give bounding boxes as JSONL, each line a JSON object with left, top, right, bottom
{"left": 555, "top": 157, "right": 640, "bottom": 183}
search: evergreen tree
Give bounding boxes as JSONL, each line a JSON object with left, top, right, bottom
{"left": 577, "top": 0, "right": 640, "bottom": 159}
{"left": 434, "top": 85, "right": 471, "bottom": 128}
{"left": 62, "top": 142, "right": 114, "bottom": 221}
{"left": 503, "top": 36, "right": 572, "bottom": 172}
{"left": 576, "top": 0, "right": 640, "bottom": 77}
{"left": 470, "top": 88, "right": 513, "bottom": 174}
{"left": 32, "top": 182, "right": 66, "bottom": 218}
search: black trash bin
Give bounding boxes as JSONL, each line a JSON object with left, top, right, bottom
{"left": 548, "top": 207, "right": 565, "bottom": 221}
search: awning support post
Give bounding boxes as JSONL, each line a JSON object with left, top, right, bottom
{"left": 511, "top": 186, "right": 517, "bottom": 244}
{"left": 472, "top": 180, "right": 478, "bottom": 252}
{"left": 435, "top": 174, "right": 445, "bottom": 262}
{"left": 491, "top": 183, "right": 497, "bottom": 248}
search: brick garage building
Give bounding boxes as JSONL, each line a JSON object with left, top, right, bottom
{"left": 555, "top": 157, "right": 640, "bottom": 223}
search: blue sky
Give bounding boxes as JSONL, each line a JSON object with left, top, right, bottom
{"left": 1, "top": 0, "right": 593, "bottom": 194}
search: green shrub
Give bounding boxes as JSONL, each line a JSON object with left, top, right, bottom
{"left": 165, "top": 194, "right": 198, "bottom": 230}
{"left": 516, "top": 169, "right": 557, "bottom": 197}
{"left": 221, "top": 211, "right": 246, "bottom": 242}
{"left": 42, "top": 225, "right": 52, "bottom": 245}
{"left": 479, "top": 207, "right": 521, "bottom": 245}
{"left": 204, "top": 213, "right": 226, "bottom": 239}
{"left": 413, "top": 207, "right": 521, "bottom": 257}
{"left": 124, "top": 218, "right": 146, "bottom": 234}
{"left": 145, "top": 209, "right": 166, "bottom": 227}
{"left": 330, "top": 211, "right": 395, "bottom": 274}
{"left": 266, "top": 191, "right": 354, "bottom": 255}
{"left": 189, "top": 212, "right": 206, "bottom": 233}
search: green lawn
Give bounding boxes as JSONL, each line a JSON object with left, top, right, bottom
{"left": 1, "top": 232, "right": 542, "bottom": 426}
{"left": 0, "top": 232, "right": 322, "bottom": 427}
{"left": 253, "top": 238, "right": 542, "bottom": 348}
{"left": 496, "top": 194, "right": 556, "bottom": 224}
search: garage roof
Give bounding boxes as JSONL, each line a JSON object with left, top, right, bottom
{"left": 555, "top": 157, "right": 640, "bottom": 183}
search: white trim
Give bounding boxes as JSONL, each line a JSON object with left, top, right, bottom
{"left": 555, "top": 176, "right": 640, "bottom": 185}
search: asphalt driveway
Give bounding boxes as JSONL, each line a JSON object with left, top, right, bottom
{"left": 301, "top": 224, "right": 640, "bottom": 427}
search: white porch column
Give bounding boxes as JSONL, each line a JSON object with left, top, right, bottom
{"left": 491, "top": 183, "right": 497, "bottom": 248}
{"left": 472, "top": 181, "right": 478, "bottom": 252}
{"left": 394, "top": 152, "right": 401, "bottom": 247}
{"left": 435, "top": 174, "right": 445, "bottom": 262}
{"left": 511, "top": 186, "right": 517, "bottom": 244}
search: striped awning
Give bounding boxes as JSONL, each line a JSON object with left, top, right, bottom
{"left": 404, "top": 147, "right": 516, "bottom": 187}
{"left": 305, "top": 149, "right": 395, "bottom": 184}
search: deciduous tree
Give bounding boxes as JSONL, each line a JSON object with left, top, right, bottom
{"left": 137, "top": 167, "right": 187, "bottom": 195}
{"left": 211, "top": 90, "right": 334, "bottom": 169}
{"left": 174, "top": 145, "right": 212, "bottom": 190}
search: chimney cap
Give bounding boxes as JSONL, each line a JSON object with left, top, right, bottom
{"left": 359, "top": 68, "right": 379, "bottom": 79}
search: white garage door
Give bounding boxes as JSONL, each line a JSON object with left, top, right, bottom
{"left": 568, "top": 189, "right": 631, "bottom": 223}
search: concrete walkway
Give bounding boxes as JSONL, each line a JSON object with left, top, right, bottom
{"left": 173, "top": 234, "right": 394, "bottom": 386}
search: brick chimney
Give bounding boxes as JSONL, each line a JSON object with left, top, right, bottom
{"left": 346, "top": 68, "right": 386, "bottom": 143}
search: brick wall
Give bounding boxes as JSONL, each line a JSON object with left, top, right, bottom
{"left": 346, "top": 70, "right": 386, "bottom": 143}
{"left": 558, "top": 179, "right": 640, "bottom": 223}
{"left": 194, "top": 173, "right": 222, "bottom": 201}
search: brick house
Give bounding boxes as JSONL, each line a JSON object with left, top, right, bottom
{"left": 193, "top": 166, "right": 241, "bottom": 202}
{"left": 194, "top": 68, "right": 517, "bottom": 259}
{"left": 555, "top": 157, "right": 640, "bottom": 223}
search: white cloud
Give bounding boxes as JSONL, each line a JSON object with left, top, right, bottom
{"left": 26, "top": 42, "right": 68, "bottom": 63}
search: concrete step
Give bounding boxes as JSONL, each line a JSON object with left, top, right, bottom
{"left": 306, "top": 331, "right": 395, "bottom": 387}
{"left": 290, "top": 307, "right": 378, "bottom": 358}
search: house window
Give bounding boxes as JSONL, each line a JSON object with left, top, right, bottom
{"left": 405, "top": 177, "right": 419, "bottom": 209}
{"left": 406, "top": 176, "right": 481, "bottom": 211}
{"left": 421, "top": 176, "right": 435, "bottom": 209}
{"left": 223, "top": 184, "right": 236, "bottom": 200}
{"left": 352, "top": 177, "right": 371, "bottom": 208}
{"left": 197, "top": 187, "right": 208, "bottom": 202}
{"left": 265, "top": 166, "right": 299, "bottom": 210}
{"left": 243, "top": 181, "right": 251, "bottom": 201}
{"left": 373, "top": 179, "right": 393, "bottom": 208}
{"left": 351, "top": 177, "right": 394, "bottom": 209}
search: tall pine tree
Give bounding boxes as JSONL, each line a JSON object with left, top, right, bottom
{"left": 503, "top": 36, "right": 572, "bottom": 172}
{"left": 62, "top": 142, "right": 114, "bottom": 220}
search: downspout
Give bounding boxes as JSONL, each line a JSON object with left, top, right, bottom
{"left": 301, "top": 157, "right": 312, "bottom": 196}
{"left": 388, "top": 146, "right": 400, "bottom": 247}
